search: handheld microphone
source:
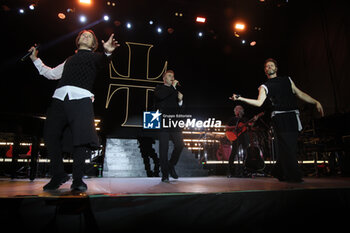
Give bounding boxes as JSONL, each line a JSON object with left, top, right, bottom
{"left": 21, "top": 44, "right": 40, "bottom": 61}
{"left": 172, "top": 80, "right": 182, "bottom": 87}
{"left": 229, "top": 94, "right": 241, "bottom": 101}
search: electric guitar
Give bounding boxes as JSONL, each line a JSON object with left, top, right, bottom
{"left": 225, "top": 112, "right": 264, "bottom": 142}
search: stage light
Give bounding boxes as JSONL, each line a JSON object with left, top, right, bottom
{"left": 126, "top": 22, "right": 132, "bottom": 29}
{"left": 29, "top": 4, "right": 35, "bottom": 10}
{"left": 80, "top": 15, "right": 87, "bottom": 23}
{"left": 58, "top": 13, "right": 66, "bottom": 20}
{"left": 235, "top": 23, "right": 245, "bottom": 30}
{"left": 198, "top": 32, "right": 203, "bottom": 37}
{"left": 250, "top": 41, "right": 257, "bottom": 46}
{"left": 196, "top": 17, "right": 206, "bottom": 23}
{"left": 114, "top": 20, "right": 121, "bottom": 27}
{"left": 79, "top": 0, "right": 91, "bottom": 5}
{"left": 19, "top": 8, "right": 25, "bottom": 14}
{"left": 167, "top": 28, "right": 174, "bottom": 34}
{"left": 103, "top": 15, "right": 109, "bottom": 21}
{"left": 149, "top": 20, "right": 154, "bottom": 25}
{"left": 242, "top": 40, "right": 246, "bottom": 44}
{"left": 157, "top": 27, "right": 162, "bottom": 33}
{"left": 107, "top": 1, "right": 116, "bottom": 6}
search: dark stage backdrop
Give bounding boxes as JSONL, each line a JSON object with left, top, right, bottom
{"left": 0, "top": 0, "right": 349, "bottom": 137}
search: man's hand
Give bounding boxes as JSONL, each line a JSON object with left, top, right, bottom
{"left": 229, "top": 93, "right": 240, "bottom": 101}
{"left": 102, "top": 33, "right": 120, "bottom": 53}
{"left": 178, "top": 91, "right": 183, "bottom": 101}
{"left": 172, "top": 79, "right": 180, "bottom": 88}
{"left": 28, "top": 45, "right": 38, "bottom": 62}
{"left": 316, "top": 101, "right": 324, "bottom": 117}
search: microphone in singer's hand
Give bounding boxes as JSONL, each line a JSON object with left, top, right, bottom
{"left": 173, "top": 80, "right": 181, "bottom": 87}
{"left": 229, "top": 94, "right": 241, "bottom": 100}
{"left": 21, "top": 44, "right": 40, "bottom": 61}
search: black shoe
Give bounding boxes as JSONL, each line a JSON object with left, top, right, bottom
{"left": 161, "top": 175, "right": 169, "bottom": 183}
{"left": 169, "top": 166, "right": 178, "bottom": 179}
{"left": 43, "top": 174, "right": 70, "bottom": 191}
{"left": 70, "top": 179, "right": 87, "bottom": 192}
{"left": 153, "top": 170, "right": 160, "bottom": 177}
{"left": 146, "top": 170, "right": 154, "bottom": 177}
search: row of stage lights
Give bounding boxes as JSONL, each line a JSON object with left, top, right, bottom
{"left": 16, "top": 1, "right": 257, "bottom": 46}
{"left": 18, "top": 7, "right": 207, "bottom": 39}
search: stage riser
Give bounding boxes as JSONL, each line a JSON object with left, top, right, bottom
{"left": 103, "top": 138, "right": 208, "bottom": 177}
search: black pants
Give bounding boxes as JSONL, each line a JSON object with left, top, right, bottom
{"left": 158, "top": 130, "right": 184, "bottom": 177}
{"left": 271, "top": 112, "right": 302, "bottom": 181}
{"left": 138, "top": 137, "right": 160, "bottom": 176}
{"left": 228, "top": 133, "right": 249, "bottom": 176}
{"left": 44, "top": 97, "right": 99, "bottom": 180}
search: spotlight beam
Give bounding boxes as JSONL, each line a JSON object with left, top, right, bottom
{"left": 2, "top": 19, "right": 104, "bottom": 68}
{"left": 39, "top": 19, "right": 103, "bottom": 51}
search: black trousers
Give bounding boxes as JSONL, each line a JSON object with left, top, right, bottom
{"left": 271, "top": 112, "right": 303, "bottom": 181}
{"left": 158, "top": 130, "right": 184, "bottom": 177}
{"left": 137, "top": 137, "right": 160, "bottom": 176}
{"left": 228, "top": 133, "right": 249, "bottom": 176}
{"left": 44, "top": 97, "right": 99, "bottom": 180}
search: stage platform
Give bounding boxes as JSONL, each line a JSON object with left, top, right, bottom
{"left": 1, "top": 176, "right": 350, "bottom": 232}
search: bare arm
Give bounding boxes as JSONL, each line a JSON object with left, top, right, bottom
{"left": 290, "top": 79, "right": 324, "bottom": 116}
{"left": 230, "top": 86, "right": 267, "bottom": 107}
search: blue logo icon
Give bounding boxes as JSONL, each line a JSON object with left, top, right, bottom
{"left": 143, "top": 110, "right": 162, "bottom": 129}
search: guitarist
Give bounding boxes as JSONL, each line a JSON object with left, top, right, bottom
{"left": 226, "top": 105, "right": 250, "bottom": 177}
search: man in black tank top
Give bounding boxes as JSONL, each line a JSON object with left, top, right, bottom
{"left": 230, "top": 58, "right": 324, "bottom": 182}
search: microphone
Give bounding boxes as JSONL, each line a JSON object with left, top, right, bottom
{"left": 21, "top": 44, "right": 39, "bottom": 61}
{"left": 172, "top": 80, "right": 182, "bottom": 87}
{"left": 229, "top": 94, "right": 241, "bottom": 100}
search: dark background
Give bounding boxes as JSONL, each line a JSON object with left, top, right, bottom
{"left": 1, "top": 0, "right": 349, "bottom": 137}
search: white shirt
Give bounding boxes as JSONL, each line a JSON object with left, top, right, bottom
{"left": 33, "top": 52, "right": 112, "bottom": 101}
{"left": 33, "top": 58, "right": 94, "bottom": 101}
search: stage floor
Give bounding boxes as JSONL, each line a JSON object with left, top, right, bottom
{"left": 1, "top": 176, "right": 350, "bottom": 232}
{"left": 1, "top": 176, "right": 350, "bottom": 198}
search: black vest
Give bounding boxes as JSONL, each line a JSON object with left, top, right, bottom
{"left": 57, "top": 50, "right": 104, "bottom": 91}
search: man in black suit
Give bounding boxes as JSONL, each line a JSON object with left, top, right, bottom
{"left": 154, "top": 70, "right": 184, "bottom": 182}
